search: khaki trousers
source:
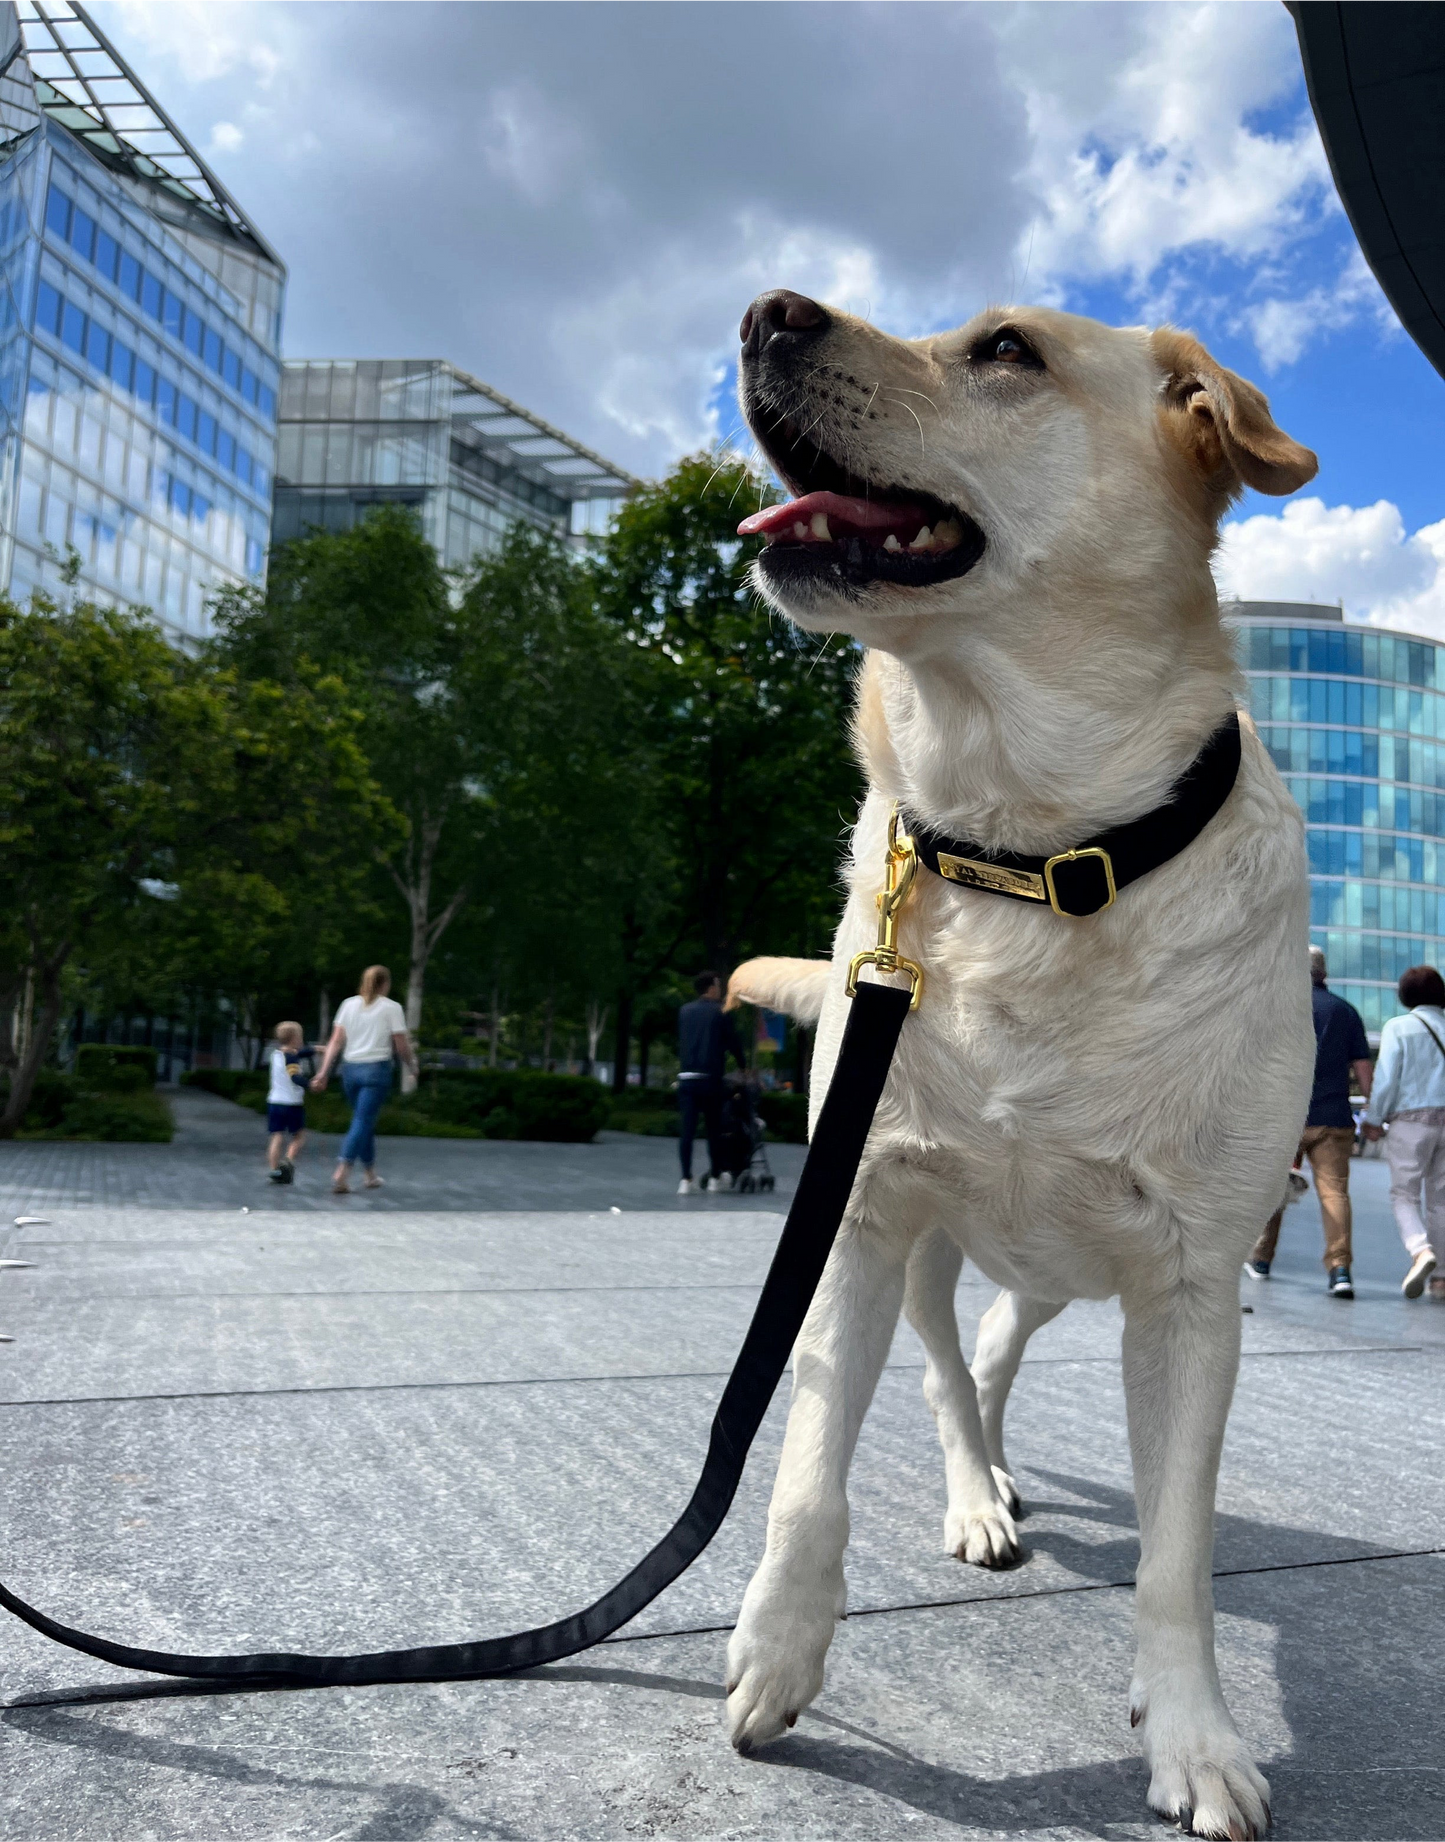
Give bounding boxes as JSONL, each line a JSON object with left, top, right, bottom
{"left": 1253, "top": 1125, "right": 1355, "bottom": 1270}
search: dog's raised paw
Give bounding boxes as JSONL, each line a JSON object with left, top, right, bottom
{"left": 946, "top": 1499, "right": 1021, "bottom": 1569}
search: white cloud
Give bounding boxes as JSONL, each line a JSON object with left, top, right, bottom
{"left": 86, "top": 1, "right": 1400, "bottom": 472}
{"left": 105, "top": 0, "right": 284, "bottom": 86}
{"left": 1001, "top": 3, "right": 1330, "bottom": 289}
{"left": 1241, "top": 247, "right": 1398, "bottom": 370}
{"left": 1217, "top": 499, "right": 1445, "bottom": 637}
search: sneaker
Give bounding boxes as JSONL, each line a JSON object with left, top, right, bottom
{"left": 1243, "top": 1259, "right": 1271, "bottom": 1281}
{"left": 1329, "top": 1265, "right": 1355, "bottom": 1299}
{"left": 707, "top": 1172, "right": 735, "bottom": 1193}
{"left": 1402, "top": 1247, "right": 1438, "bottom": 1299}
{"left": 267, "top": 1165, "right": 287, "bottom": 1184}
{"left": 1428, "top": 1274, "right": 1445, "bottom": 1300}
{"left": 277, "top": 1157, "right": 295, "bottom": 1185}
{"left": 1286, "top": 1170, "right": 1308, "bottom": 1202}
{"left": 677, "top": 1178, "right": 696, "bottom": 1195}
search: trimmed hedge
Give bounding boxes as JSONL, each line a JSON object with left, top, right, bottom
{"left": 418, "top": 1069, "right": 610, "bottom": 1142}
{"left": 183, "top": 1063, "right": 609, "bottom": 1143}
{"left": 74, "top": 1043, "right": 158, "bottom": 1090}
{"left": 758, "top": 1091, "right": 809, "bottom": 1144}
{"left": 182, "top": 1067, "right": 265, "bottom": 1104}
{"left": 15, "top": 1066, "right": 171, "bottom": 1141}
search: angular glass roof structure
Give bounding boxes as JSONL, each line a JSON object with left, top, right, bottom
{"left": 3, "top": 0, "right": 280, "bottom": 265}
{"left": 446, "top": 365, "right": 640, "bottom": 505}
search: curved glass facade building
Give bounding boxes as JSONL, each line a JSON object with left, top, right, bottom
{"left": 1229, "top": 600, "right": 1445, "bottom": 1033}
{"left": 0, "top": 3, "right": 283, "bottom": 642}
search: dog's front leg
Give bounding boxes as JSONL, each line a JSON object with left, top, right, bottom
{"left": 903, "top": 1229, "right": 1020, "bottom": 1566}
{"left": 1122, "top": 1272, "right": 1271, "bottom": 1841}
{"left": 726, "top": 1213, "right": 907, "bottom": 1752}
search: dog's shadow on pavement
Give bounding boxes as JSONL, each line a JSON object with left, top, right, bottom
{"left": 6, "top": 1470, "right": 1439, "bottom": 1840}
{"left": 553, "top": 1467, "right": 1442, "bottom": 1841}
{"left": 755, "top": 1467, "right": 1443, "bottom": 1841}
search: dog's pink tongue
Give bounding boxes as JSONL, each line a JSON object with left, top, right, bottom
{"left": 738, "top": 491, "right": 923, "bottom": 537}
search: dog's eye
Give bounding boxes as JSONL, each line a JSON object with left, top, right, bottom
{"left": 972, "top": 329, "right": 1044, "bottom": 370}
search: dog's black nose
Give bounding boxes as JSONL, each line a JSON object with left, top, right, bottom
{"left": 739, "top": 290, "right": 829, "bottom": 357}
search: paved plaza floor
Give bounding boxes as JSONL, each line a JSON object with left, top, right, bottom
{"left": 0, "top": 1092, "right": 1441, "bottom": 1839}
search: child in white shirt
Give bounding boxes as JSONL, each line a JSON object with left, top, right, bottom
{"left": 266, "top": 1022, "right": 312, "bottom": 1184}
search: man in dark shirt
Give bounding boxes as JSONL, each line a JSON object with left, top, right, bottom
{"left": 676, "top": 971, "right": 747, "bottom": 1194}
{"left": 1247, "top": 946, "right": 1373, "bottom": 1296}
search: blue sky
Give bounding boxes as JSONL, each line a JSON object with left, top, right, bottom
{"left": 96, "top": 1, "right": 1445, "bottom": 633}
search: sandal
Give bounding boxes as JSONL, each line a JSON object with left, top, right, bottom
{"left": 331, "top": 1177, "right": 351, "bottom": 1195}
{"left": 363, "top": 1173, "right": 385, "bottom": 1190}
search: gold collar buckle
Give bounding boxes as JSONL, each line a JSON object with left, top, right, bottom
{"left": 1042, "top": 846, "right": 1117, "bottom": 918}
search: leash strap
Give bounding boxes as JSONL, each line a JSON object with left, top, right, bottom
{"left": 907, "top": 712, "right": 1242, "bottom": 918}
{"left": 0, "top": 980, "right": 913, "bottom": 1692}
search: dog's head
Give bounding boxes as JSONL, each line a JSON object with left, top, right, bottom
{"left": 737, "top": 292, "right": 1317, "bottom": 649}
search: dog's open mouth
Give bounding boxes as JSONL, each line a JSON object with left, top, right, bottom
{"left": 738, "top": 412, "right": 985, "bottom": 591}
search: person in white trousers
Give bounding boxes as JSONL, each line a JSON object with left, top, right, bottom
{"left": 1362, "top": 963, "right": 1445, "bottom": 1298}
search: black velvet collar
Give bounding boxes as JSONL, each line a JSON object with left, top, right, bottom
{"left": 905, "top": 713, "right": 1243, "bottom": 918}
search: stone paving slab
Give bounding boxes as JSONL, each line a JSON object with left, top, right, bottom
{"left": 2, "top": 1554, "right": 1440, "bottom": 1840}
{"left": 0, "top": 1134, "right": 1440, "bottom": 1837}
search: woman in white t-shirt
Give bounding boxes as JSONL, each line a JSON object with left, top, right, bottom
{"left": 311, "top": 964, "right": 417, "bottom": 1194}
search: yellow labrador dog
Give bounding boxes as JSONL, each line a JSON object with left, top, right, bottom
{"left": 723, "top": 292, "right": 1317, "bottom": 1840}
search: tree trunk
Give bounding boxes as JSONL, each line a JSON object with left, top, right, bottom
{"left": 317, "top": 987, "right": 331, "bottom": 1045}
{"left": 0, "top": 952, "right": 69, "bottom": 1139}
{"left": 638, "top": 1025, "right": 652, "bottom": 1091}
{"left": 541, "top": 985, "right": 555, "bottom": 1071}
{"left": 611, "top": 984, "right": 633, "bottom": 1095}
{"left": 488, "top": 985, "right": 500, "bottom": 1068}
{"left": 389, "top": 805, "right": 466, "bottom": 1095}
{"left": 583, "top": 1001, "right": 607, "bottom": 1078}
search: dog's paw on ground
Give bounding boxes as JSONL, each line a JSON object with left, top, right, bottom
{"left": 945, "top": 1497, "right": 1021, "bottom": 1568}
{"left": 1140, "top": 1720, "right": 1271, "bottom": 1839}
{"left": 725, "top": 1585, "right": 836, "bottom": 1753}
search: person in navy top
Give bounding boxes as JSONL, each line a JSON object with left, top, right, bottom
{"left": 1247, "top": 946, "right": 1372, "bottom": 1295}
{"left": 675, "top": 971, "right": 747, "bottom": 1194}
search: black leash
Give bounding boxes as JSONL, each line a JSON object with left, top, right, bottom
{"left": 0, "top": 981, "right": 912, "bottom": 1693}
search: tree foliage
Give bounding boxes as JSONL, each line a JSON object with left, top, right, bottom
{"left": 2, "top": 456, "right": 866, "bottom": 1102}
{"left": 590, "top": 453, "right": 861, "bottom": 1081}
{"left": 0, "top": 596, "right": 387, "bottom": 1133}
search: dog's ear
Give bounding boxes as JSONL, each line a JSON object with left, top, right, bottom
{"left": 1150, "top": 327, "right": 1317, "bottom": 498}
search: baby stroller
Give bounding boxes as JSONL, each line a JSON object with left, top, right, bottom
{"left": 714, "top": 1074, "right": 776, "bottom": 1193}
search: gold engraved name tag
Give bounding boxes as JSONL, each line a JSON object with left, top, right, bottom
{"left": 936, "top": 853, "right": 1047, "bottom": 901}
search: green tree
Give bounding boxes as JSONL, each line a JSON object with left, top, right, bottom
{"left": 591, "top": 453, "right": 862, "bottom": 1086}
{"left": 0, "top": 597, "right": 386, "bottom": 1133}
{"left": 211, "top": 507, "right": 475, "bottom": 1059}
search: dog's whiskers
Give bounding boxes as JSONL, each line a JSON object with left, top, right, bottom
{"left": 887, "top": 386, "right": 942, "bottom": 417}
{"left": 885, "top": 394, "right": 928, "bottom": 460}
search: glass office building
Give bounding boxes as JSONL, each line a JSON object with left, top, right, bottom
{"left": 273, "top": 359, "right": 636, "bottom": 568}
{"left": 1230, "top": 599, "right": 1445, "bottom": 1032}
{"left": 0, "top": 2, "right": 283, "bottom": 641}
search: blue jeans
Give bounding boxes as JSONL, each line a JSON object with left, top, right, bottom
{"left": 340, "top": 1060, "right": 391, "bottom": 1166}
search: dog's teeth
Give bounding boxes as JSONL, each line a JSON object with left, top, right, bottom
{"left": 883, "top": 533, "right": 901, "bottom": 552}
{"left": 933, "top": 517, "right": 963, "bottom": 551}
{"left": 909, "top": 525, "right": 933, "bottom": 551}
{"left": 793, "top": 521, "right": 808, "bottom": 540}
{"left": 809, "top": 512, "right": 832, "bottom": 540}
